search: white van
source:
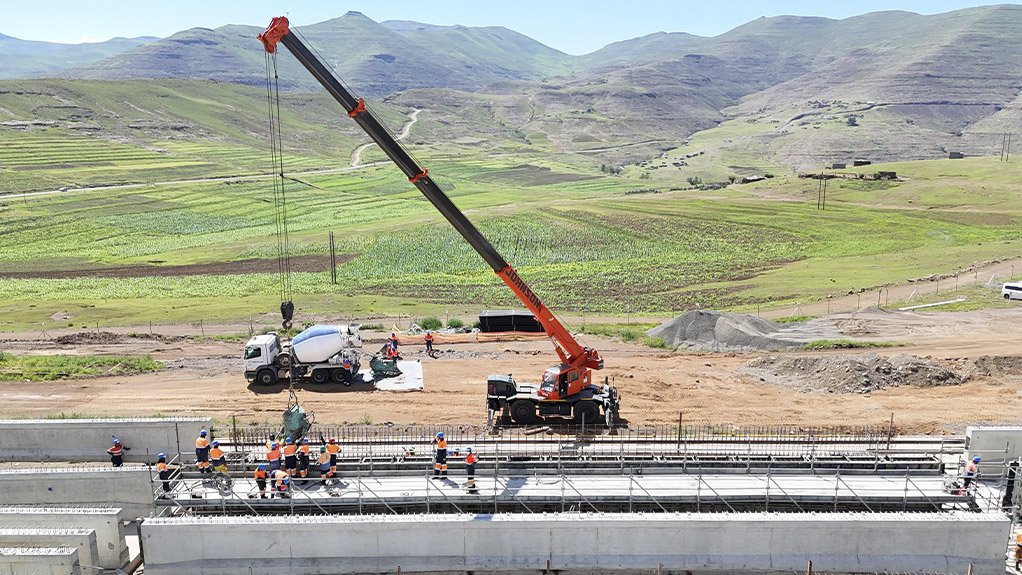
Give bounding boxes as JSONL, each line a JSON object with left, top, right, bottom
{"left": 1002, "top": 282, "right": 1022, "bottom": 300}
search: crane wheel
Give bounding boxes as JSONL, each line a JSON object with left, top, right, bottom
{"left": 311, "top": 370, "right": 329, "bottom": 385}
{"left": 510, "top": 400, "right": 537, "bottom": 424}
{"left": 573, "top": 400, "right": 600, "bottom": 425}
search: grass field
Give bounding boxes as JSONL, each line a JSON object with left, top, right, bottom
{"left": 2, "top": 75, "right": 1021, "bottom": 331}
{"left": 0, "top": 352, "right": 162, "bottom": 381}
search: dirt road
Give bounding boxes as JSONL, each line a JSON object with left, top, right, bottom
{"left": 1, "top": 307, "right": 1020, "bottom": 433}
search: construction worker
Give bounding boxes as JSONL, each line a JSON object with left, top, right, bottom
{"left": 195, "top": 430, "right": 211, "bottom": 475}
{"left": 464, "top": 446, "right": 478, "bottom": 492}
{"left": 1015, "top": 532, "right": 1022, "bottom": 570}
{"left": 433, "top": 432, "right": 448, "bottom": 478}
{"left": 325, "top": 438, "right": 341, "bottom": 477}
{"left": 272, "top": 469, "right": 291, "bottom": 498}
{"left": 961, "top": 456, "right": 981, "bottom": 492}
{"left": 297, "top": 438, "right": 311, "bottom": 484}
{"left": 106, "top": 438, "right": 129, "bottom": 467}
{"left": 209, "top": 441, "right": 227, "bottom": 473}
{"left": 283, "top": 437, "right": 298, "bottom": 476}
{"left": 386, "top": 341, "right": 400, "bottom": 361}
{"left": 389, "top": 331, "right": 399, "bottom": 350}
{"left": 424, "top": 330, "right": 434, "bottom": 353}
{"left": 266, "top": 441, "right": 282, "bottom": 472}
{"left": 341, "top": 357, "right": 354, "bottom": 383}
{"left": 254, "top": 464, "right": 269, "bottom": 499}
{"left": 156, "top": 452, "right": 173, "bottom": 495}
{"left": 317, "top": 446, "right": 333, "bottom": 482}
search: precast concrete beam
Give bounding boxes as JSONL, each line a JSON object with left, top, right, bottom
{"left": 0, "top": 546, "right": 80, "bottom": 575}
{"left": 0, "top": 417, "right": 212, "bottom": 463}
{"left": 966, "top": 425, "right": 1022, "bottom": 475}
{"left": 140, "top": 511, "right": 1011, "bottom": 575}
{"left": 0, "top": 528, "right": 98, "bottom": 572}
{"left": 0, "top": 507, "right": 127, "bottom": 569}
{"left": 0, "top": 467, "right": 154, "bottom": 518}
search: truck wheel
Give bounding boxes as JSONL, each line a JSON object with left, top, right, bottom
{"left": 573, "top": 400, "right": 600, "bottom": 425}
{"left": 1005, "top": 293, "right": 1011, "bottom": 299}
{"left": 256, "top": 369, "right": 277, "bottom": 386}
{"left": 510, "top": 400, "right": 537, "bottom": 424}
{"left": 311, "top": 370, "right": 329, "bottom": 385}
{"left": 331, "top": 369, "right": 347, "bottom": 384}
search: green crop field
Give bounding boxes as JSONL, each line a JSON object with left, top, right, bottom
{"left": 2, "top": 117, "right": 1021, "bottom": 333}
{"left": 1, "top": 77, "right": 1020, "bottom": 331}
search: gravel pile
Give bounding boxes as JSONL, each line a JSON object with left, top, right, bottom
{"left": 646, "top": 310, "right": 803, "bottom": 352}
{"left": 742, "top": 352, "right": 966, "bottom": 394}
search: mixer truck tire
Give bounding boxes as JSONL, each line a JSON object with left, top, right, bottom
{"left": 256, "top": 369, "right": 277, "bottom": 386}
{"left": 311, "top": 370, "right": 329, "bottom": 385}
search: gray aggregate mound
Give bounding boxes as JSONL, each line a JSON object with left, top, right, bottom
{"left": 646, "top": 310, "right": 803, "bottom": 352}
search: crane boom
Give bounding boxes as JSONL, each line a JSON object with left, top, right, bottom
{"left": 259, "top": 17, "right": 603, "bottom": 399}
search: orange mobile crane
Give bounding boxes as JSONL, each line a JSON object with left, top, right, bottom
{"left": 259, "top": 17, "right": 619, "bottom": 426}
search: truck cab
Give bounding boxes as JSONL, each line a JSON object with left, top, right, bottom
{"left": 244, "top": 333, "right": 284, "bottom": 384}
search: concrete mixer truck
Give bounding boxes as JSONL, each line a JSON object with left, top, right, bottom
{"left": 244, "top": 324, "right": 362, "bottom": 386}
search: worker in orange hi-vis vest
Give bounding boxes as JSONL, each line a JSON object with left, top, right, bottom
{"left": 254, "top": 464, "right": 269, "bottom": 499}
{"left": 266, "top": 442, "right": 282, "bottom": 472}
{"left": 297, "top": 438, "right": 311, "bottom": 484}
{"left": 325, "top": 438, "right": 341, "bottom": 477}
{"left": 194, "top": 430, "right": 211, "bottom": 475}
{"left": 155, "top": 452, "right": 174, "bottom": 495}
{"left": 424, "top": 330, "right": 434, "bottom": 353}
{"left": 432, "top": 432, "right": 448, "bottom": 478}
{"left": 464, "top": 446, "right": 478, "bottom": 492}
{"left": 106, "top": 438, "right": 129, "bottom": 467}
{"left": 282, "top": 437, "right": 298, "bottom": 475}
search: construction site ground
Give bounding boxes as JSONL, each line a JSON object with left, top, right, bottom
{"left": 2, "top": 306, "right": 1022, "bottom": 434}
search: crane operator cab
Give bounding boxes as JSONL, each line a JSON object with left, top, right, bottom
{"left": 539, "top": 365, "right": 577, "bottom": 399}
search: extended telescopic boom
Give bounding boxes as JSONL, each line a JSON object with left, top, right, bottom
{"left": 259, "top": 17, "right": 602, "bottom": 398}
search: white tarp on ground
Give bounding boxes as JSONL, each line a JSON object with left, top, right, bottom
{"left": 361, "top": 360, "right": 423, "bottom": 392}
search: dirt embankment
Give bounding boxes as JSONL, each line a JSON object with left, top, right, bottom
{"left": 742, "top": 353, "right": 967, "bottom": 394}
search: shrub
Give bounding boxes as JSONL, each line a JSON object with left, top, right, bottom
{"left": 420, "top": 316, "right": 442, "bottom": 330}
{"left": 447, "top": 318, "right": 464, "bottom": 329}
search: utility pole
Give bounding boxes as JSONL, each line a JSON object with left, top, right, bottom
{"left": 329, "top": 231, "right": 337, "bottom": 285}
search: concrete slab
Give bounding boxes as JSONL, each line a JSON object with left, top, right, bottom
{"left": 140, "top": 511, "right": 1010, "bottom": 575}
{"left": 0, "top": 507, "right": 127, "bottom": 569}
{"left": 161, "top": 472, "right": 968, "bottom": 513}
{"left": 0, "top": 417, "right": 213, "bottom": 463}
{"left": 0, "top": 546, "right": 79, "bottom": 575}
{"left": 0, "top": 467, "right": 154, "bottom": 518}
{"left": 0, "top": 529, "right": 97, "bottom": 572}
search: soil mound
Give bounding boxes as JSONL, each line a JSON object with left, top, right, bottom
{"left": 742, "top": 352, "right": 966, "bottom": 394}
{"left": 54, "top": 331, "right": 127, "bottom": 345}
{"left": 647, "top": 310, "right": 802, "bottom": 352}
{"left": 973, "top": 355, "right": 1022, "bottom": 376}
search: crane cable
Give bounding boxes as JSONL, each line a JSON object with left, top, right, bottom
{"left": 264, "top": 50, "right": 294, "bottom": 329}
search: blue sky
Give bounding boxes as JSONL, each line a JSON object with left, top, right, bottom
{"left": 5, "top": 1, "right": 1017, "bottom": 54}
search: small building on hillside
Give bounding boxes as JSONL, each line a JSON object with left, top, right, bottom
{"left": 853, "top": 159, "right": 872, "bottom": 166}
{"left": 478, "top": 310, "right": 545, "bottom": 333}
{"left": 949, "top": 151, "right": 965, "bottom": 159}
{"left": 829, "top": 162, "right": 847, "bottom": 169}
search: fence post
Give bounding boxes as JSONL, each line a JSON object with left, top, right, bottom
{"left": 806, "top": 559, "right": 813, "bottom": 575}
{"left": 886, "top": 412, "right": 894, "bottom": 451}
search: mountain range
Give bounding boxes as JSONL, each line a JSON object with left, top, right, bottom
{"left": 3, "top": 6, "right": 1022, "bottom": 169}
